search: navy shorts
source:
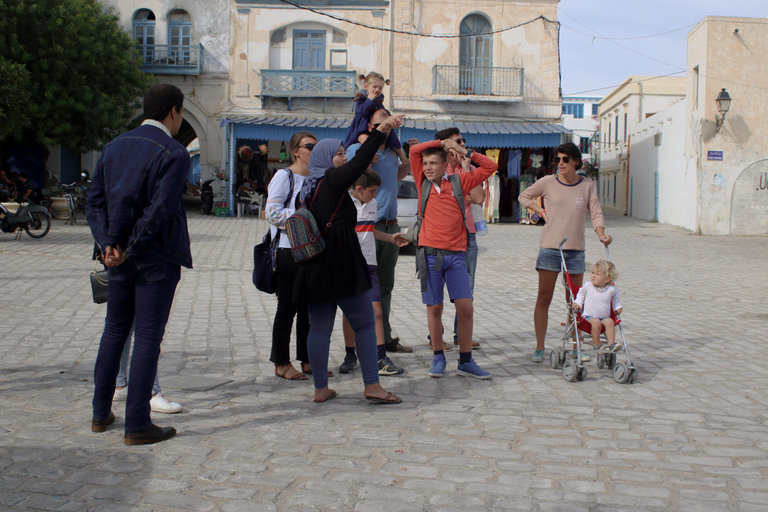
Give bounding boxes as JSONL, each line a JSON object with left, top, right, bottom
{"left": 368, "top": 265, "right": 381, "bottom": 303}
{"left": 536, "top": 248, "right": 586, "bottom": 274}
{"left": 420, "top": 253, "right": 473, "bottom": 306}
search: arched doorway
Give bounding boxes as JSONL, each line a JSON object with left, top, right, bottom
{"left": 459, "top": 14, "right": 493, "bottom": 95}
{"left": 730, "top": 159, "right": 768, "bottom": 235}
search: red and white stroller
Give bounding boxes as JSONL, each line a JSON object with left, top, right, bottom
{"left": 549, "top": 236, "right": 637, "bottom": 384}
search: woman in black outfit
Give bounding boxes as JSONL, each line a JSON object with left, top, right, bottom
{"left": 296, "top": 114, "right": 403, "bottom": 404}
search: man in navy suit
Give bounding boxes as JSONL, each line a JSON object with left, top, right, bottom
{"left": 86, "top": 84, "right": 193, "bottom": 445}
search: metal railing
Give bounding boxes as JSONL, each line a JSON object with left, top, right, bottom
{"left": 432, "top": 65, "right": 524, "bottom": 97}
{"left": 260, "top": 69, "right": 357, "bottom": 98}
{"left": 136, "top": 44, "right": 203, "bottom": 75}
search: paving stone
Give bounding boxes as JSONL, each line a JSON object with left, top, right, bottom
{"left": 2, "top": 211, "right": 768, "bottom": 511}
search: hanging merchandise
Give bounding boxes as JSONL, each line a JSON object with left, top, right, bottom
{"left": 485, "top": 148, "right": 501, "bottom": 163}
{"left": 279, "top": 141, "right": 287, "bottom": 162}
{"left": 528, "top": 149, "right": 545, "bottom": 171}
{"left": 487, "top": 174, "right": 500, "bottom": 223}
{"left": 507, "top": 149, "right": 522, "bottom": 179}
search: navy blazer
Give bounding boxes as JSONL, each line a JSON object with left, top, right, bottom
{"left": 86, "top": 124, "right": 193, "bottom": 268}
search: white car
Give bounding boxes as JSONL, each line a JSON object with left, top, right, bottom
{"left": 396, "top": 176, "right": 418, "bottom": 243}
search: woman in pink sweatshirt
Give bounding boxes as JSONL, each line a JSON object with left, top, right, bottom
{"left": 518, "top": 142, "right": 613, "bottom": 364}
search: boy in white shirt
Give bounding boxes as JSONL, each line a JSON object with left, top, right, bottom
{"left": 340, "top": 169, "right": 409, "bottom": 375}
{"left": 573, "top": 260, "right": 623, "bottom": 352}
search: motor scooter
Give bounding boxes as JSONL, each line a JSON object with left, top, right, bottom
{"left": 0, "top": 202, "right": 51, "bottom": 239}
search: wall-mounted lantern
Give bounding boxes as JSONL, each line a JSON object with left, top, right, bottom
{"left": 715, "top": 88, "right": 731, "bottom": 133}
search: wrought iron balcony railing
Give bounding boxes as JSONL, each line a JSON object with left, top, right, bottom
{"left": 432, "top": 65, "right": 524, "bottom": 98}
{"left": 260, "top": 69, "right": 357, "bottom": 109}
{"left": 136, "top": 44, "right": 203, "bottom": 75}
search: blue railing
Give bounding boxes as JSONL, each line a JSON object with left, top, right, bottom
{"left": 260, "top": 69, "right": 357, "bottom": 109}
{"left": 136, "top": 44, "right": 203, "bottom": 75}
{"left": 432, "top": 65, "right": 524, "bottom": 98}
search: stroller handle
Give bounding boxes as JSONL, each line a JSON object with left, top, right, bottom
{"left": 558, "top": 236, "right": 569, "bottom": 249}
{"left": 605, "top": 244, "right": 611, "bottom": 261}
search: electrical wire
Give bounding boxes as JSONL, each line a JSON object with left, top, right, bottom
{"left": 561, "top": 22, "right": 697, "bottom": 41}
{"left": 277, "top": 0, "right": 557, "bottom": 38}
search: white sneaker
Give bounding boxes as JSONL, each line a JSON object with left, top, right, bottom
{"left": 113, "top": 386, "right": 128, "bottom": 402}
{"left": 150, "top": 394, "right": 183, "bottom": 414}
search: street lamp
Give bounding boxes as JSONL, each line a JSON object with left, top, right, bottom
{"left": 715, "top": 88, "right": 731, "bottom": 133}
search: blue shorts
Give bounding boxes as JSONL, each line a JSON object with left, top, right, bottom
{"left": 583, "top": 315, "right": 610, "bottom": 322}
{"left": 368, "top": 265, "right": 381, "bottom": 303}
{"left": 420, "top": 253, "right": 473, "bottom": 306}
{"left": 536, "top": 248, "right": 586, "bottom": 274}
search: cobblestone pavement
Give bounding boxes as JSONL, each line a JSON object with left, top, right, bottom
{"left": 1, "top": 203, "right": 767, "bottom": 512}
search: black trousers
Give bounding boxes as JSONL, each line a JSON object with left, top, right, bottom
{"left": 270, "top": 248, "right": 309, "bottom": 365}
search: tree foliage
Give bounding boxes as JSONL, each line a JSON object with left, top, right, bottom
{"left": 0, "top": 56, "right": 31, "bottom": 139}
{"left": 0, "top": 0, "right": 151, "bottom": 151}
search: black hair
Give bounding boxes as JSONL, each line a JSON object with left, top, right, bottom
{"left": 19, "top": 172, "right": 28, "bottom": 179}
{"left": 143, "top": 84, "right": 184, "bottom": 121}
{"left": 434, "top": 127, "right": 461, "bottom": 140}
{"left": 368, "top": 107, "right": 391, "bottom": 122}
{"left": 421, "top": 146, "right": 447, "bottom": 163}
{"left": 354, "top": 168, "right": 382, "bottom": 189}
{"left": 554, "top": 142, "right": 583, "bottom": 170}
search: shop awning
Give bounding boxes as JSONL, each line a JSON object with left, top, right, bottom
{"left": 225, "top": 116, "right": 570, "bottom": 148}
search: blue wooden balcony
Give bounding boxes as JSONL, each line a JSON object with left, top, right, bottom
{"left": 260, "top": 69, "right": 357, "bottom": 110}
{"left": 136, "top": 44, "right": 203, "bottom": 75}
{"left": 432, "top": 65, "right": 524, "bottom": 100}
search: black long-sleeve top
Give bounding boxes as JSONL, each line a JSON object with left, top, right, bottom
{"left": 294, "top": 128, "right": 386, "bottom": 304}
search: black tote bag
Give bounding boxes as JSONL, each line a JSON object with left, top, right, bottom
{"left": 252, "top": 170, "right": 293, "bottom": 293}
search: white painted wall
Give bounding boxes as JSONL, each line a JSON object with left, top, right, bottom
{"left": 627, "top": 100, "right": 694, "bottom": 230}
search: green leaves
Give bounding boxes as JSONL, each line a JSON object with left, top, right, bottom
{"left": 0, "top": 0, "right": 151, "bottom": 151}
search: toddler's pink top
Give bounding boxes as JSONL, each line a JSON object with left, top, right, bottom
{"left": 519, "top": 175, "right": 604, "bottom": 251}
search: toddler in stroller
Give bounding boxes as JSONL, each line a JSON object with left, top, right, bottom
{"left": 573, "top": 260, "right": 622, "bottom": 353}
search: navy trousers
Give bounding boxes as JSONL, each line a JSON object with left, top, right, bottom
{"left": 92, "top": 255, "right": 180, "bottom": 432}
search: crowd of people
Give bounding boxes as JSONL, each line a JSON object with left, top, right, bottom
{"left": 0, "top": 170, "right": 35, "bottom": 203}
{"left": 86, "top": 80, "right": 614, "bottom": 445}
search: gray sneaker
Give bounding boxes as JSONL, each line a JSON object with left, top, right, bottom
{"left": 531, "top": 349, "right": 545, "bottom": 363}
{"left": 339, "top": 353, "right": 358, "bottom": 374}
{"left": 378, "top": 357, "right": 404, "bottom": 376}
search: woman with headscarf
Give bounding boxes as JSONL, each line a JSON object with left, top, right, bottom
{"left": 295, "top": 114, "right": 403, "bottom": 404}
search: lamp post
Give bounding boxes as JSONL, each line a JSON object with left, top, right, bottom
{"left": 715, "top": 88, "right": 731, "bottom": 133}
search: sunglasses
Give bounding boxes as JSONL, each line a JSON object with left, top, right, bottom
{"left": 299, "top": 143, "right": 316, "bottom": 151}
{"left": 554, "top": 156, "right": 572, "bottom": 164}
{"left": 456, "top": 138, "right": 466, "bottom": 144}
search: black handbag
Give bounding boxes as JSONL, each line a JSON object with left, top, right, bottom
{"left": 90, "top": 263, "right": 109, "bottom": 304}
{"left": 252, "top": 170, "right": 293, "bottom": 294}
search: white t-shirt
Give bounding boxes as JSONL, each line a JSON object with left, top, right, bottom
{"left": 351, "top": 192, "right": 378, "bottom": 266}
{"left": 266, "top": 169, "right": 305, "bottom": 249}
{"left": 574, "top": 282, "right": 621, "bottom": 319}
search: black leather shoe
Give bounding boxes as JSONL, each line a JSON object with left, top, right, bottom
{"left": 91, "top": 411, "right": 116, "bottom": 432}
{"left": 124, "top": 424, "right": 176, "bottom": 445}
{"left": 385, "top": 337, "right": 413, "bottom": 353}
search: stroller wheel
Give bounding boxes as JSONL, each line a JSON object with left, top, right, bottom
{"left": 576, "top": 366, "right": 587, "bottom": 381}
{"left": 628, "top": 368, "right": 638, "bottom": 384}
{"left": 597, "top": 354, "right": 606, "bottom": 369}
{"left": 550, "top": 350, "right": 562, "bottom": 369}
{"left": 613, "top": 362, "right": 631, "bottom": 384}
{"left": 562, "top": 361, "right": 577, "bottom": 382}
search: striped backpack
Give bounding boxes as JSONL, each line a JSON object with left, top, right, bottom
{"left": 285, "top": 179, "right": 343, "bottom": 263}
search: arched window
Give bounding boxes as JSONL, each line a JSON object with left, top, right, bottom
{"left": 168, "top": 10, "right": 192, "bottom": 63}
{"left": 459, "top": 14, "right": 492, "bottom": 95}
{"left": 133, "top": 9, "right": 156, "bottom": 63}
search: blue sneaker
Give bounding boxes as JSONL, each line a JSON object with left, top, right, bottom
{"left": 531, "top": 349, "right": 545, "bottom": 363}
{"left": 456, "top": 358, "right": 492, "bottom": 380}
{"left": 429, "top": 354, "right": 446, "bottom": 378}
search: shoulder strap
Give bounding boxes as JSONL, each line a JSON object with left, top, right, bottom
{"left": 418, "top": 179, "right": 432, "bottom": 219}
{"left": 447, "top": 174, "right": 467, "bottom": 224}
{"left": 309, "top": 177, "right": 345, "bottom": 236}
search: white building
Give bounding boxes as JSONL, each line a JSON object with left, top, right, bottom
{"left": 561, "top": 96, "right": 600, "bottom": 164}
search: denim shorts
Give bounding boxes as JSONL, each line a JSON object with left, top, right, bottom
{"left": 536, "top": 248, "right": 586, "bottom": 274}
{"left": 421, "top": 253, "right": 473, "bottom": 305}
{"left": 583, "top": 315, "right": 609, "bottom": 322}
{"left": 368, "top": 265, "right": 381, "bottom": 303}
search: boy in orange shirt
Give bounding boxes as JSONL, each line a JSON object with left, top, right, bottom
{"left": 409, "top": 139, "right": 497, "bottom": 379}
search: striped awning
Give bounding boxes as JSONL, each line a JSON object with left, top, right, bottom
{"left": 225, "top": 116, "right": 570, "bottom": 149}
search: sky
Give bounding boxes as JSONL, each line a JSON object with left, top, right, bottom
{"left": 558, "top": 0, "right": 768, "bottom": 98}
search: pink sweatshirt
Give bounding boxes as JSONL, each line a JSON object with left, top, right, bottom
{"left": 518, "top": 175, "right": 604, "bottom": 251}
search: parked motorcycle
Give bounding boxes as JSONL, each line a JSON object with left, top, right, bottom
{"left": 200, "top": 178, "right": 214, "bottom": 215}
{"left": 0, "top": 202, "right": 51, "bottom": 239}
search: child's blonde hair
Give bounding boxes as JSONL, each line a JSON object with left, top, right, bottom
{"left": 593, "top": 260, "right": 619, "bottom": 283}
{"left": 359, "top": 71, "right": 390, "bottom": 86}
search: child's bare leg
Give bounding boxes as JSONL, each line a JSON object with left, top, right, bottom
{"left": 454, "top": 298, "right": 474, "bottom": 354}
{"left": 602, "top": 318, "right": 616, "bottom": 344}
{"left": 588, "top": 318, "right": 602, "bottom": 348}
{"left": 342, "top": 315, "right": 355, "bottom": 349}
{"left": 373, "top": 301, "right": 385, "bottom": 348}
{"left": 427, "top": 304, "right": 444, "bottom": 350}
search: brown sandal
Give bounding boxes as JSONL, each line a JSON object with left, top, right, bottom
{"left": 275, "top": 364, "right": 307, "bottom": 380}
{"left": 301, "top": 362, "right": 333, "bottom": 377}
{"left": 365, "top": 391, "right": 402, "bottom": 404}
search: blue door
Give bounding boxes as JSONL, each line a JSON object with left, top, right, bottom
{"left": 459, "top": 15, "right": 492, "bottom": 95}
{"left": 293, "top": 30, "right": 326, "bottom": 92}
{"left": 654, "top": 172, "right": 659, "bottom": 220}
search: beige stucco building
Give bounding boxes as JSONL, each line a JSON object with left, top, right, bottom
{"left": 51, "top": 0, "right": 570, "bottom": 217}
